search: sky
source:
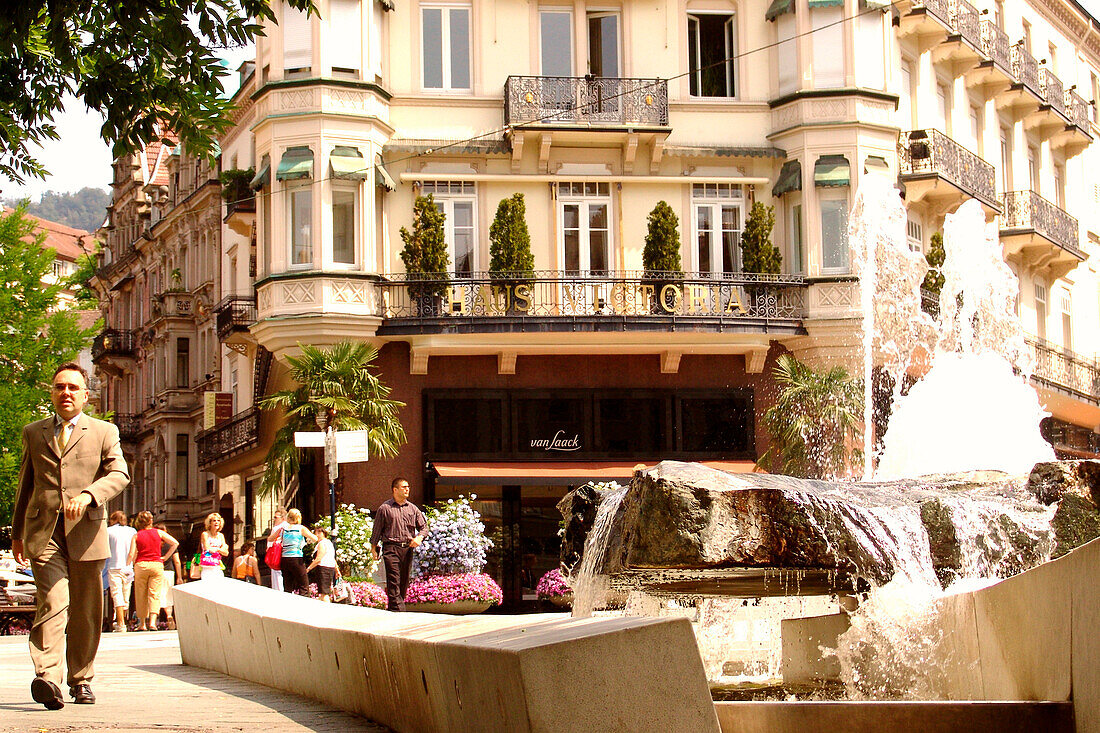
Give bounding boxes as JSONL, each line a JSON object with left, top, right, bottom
{"left": 6, "top": 45, "right": 254, "bottom": 202}
{"left": 9, "top": 1, "right": 1100, "bottom": 202}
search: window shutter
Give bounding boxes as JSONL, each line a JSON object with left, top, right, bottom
{"left": 329, "top": 0, "right": 362, "bottom": 72}
{"left": 283, "top": 1, "right": 312, "bottom": 71}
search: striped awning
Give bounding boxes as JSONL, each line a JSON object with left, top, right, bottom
{"left": 772, "top": 160, "right": 802, "bottom": 197}
{"left": 275, "top": 146, "right": 314, "bottom": 181}
{"left": 766, "top": 0, "right": 794, "bottom": 20}
{"left": 809, "top": 0, "right": 844, "bottom": 7}
{"left": 330, "top": 146, "right": 370, "bottom": 180}
{"left": 375, "top": 155, "right": 396, "bottom": 191}
{"left": 249, "top": 156, "right": 270, "bottom": 190}
{"left": 814, "top": 155, "right": 850, "bottom": 187}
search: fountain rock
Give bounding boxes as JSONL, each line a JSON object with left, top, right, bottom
{"left": 560, "top": 461, "right": 1087, "bottom": 597}
{"left": 1026, "top": 460, "right": 1100, "bottom": 557}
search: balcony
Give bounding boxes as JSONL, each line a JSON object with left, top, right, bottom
{"left": 215, "top": 294, "right": 258, "bottom": 348}
{"left": 91, "top": 329, "right": 136, "bottom": 376}
{"left": 1028, "top": 337, "right": 1100, "bottom": 404}
{"left": 997, "top": 45, "right": 1042, "bottom": 116}
{"left": 933, "top": 0, "right": 982, "bottom": 65}
{"left": 897, "top": 0, "right": 953, "bottom": 41}
{"left": 376, "top": 271, "right": 806, "bottom": 335}
{"left": 224, "top": 198, "right": 256, "bottom": 238}
{"left": 999, "top": 191, "right": 1083, "bottom": 278}
{"left": 1024, "top": 68, "right": 1071, "bottom": 135}
{"left": 967, "top": 21, "right": 1013, "bottom": 91}
{"left": 197, "top": 407, "right": 261, "bottom": 470}
{"left": 898, "top": 129, "right": 999, "bottom": 211}
{"left": 504, "top": 76, "right": 669, "bottom": 129}
{"left": 1050, "top": 89, "right": 1094, "bottom": 155}
{"left": 114, "top": 413, "right": 143, "bottom": 442}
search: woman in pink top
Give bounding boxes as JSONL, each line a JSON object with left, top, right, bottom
{"left": 128, "top": 511, "right": 178, "bottom": 631}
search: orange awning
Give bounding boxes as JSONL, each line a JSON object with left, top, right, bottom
{"left": 430, "top": 460, "right": 759, "bottom": 485}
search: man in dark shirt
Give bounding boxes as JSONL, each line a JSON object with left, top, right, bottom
{"left": 369, "top": 477, "right": 427, "bottom": 612}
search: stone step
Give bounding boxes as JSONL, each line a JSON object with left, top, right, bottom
{"left": 714, "top": 700, "right": 1074, "bottom": 733}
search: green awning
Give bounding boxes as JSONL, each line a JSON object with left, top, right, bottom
{"left": 860, "top": 0, "right": 890, "bottom": 8}
{"left": 809, "top": 0, "right": 844, "bottom": 7}
{"left": 275, "top": 146, "right": 314, "bottom": 181}
{"left": 330, "top": 146, "right": 369, "bottom": 180}
{"left": 766, "top": 0, "right": 793, "bottom": 21}
{"left": 772, "top": 160, "right": 802, "bottom": 196}
{"left": 864, "top": 155, "right": 889, "bottom": 174}
{"left": 815, "top": 155, "right": 850, "bottom": 188}
{"left": 250, "top": 156, "right": 270, "bottom": 190}
{"left": 375, "top": 154, "right": 396, "bottom": 191}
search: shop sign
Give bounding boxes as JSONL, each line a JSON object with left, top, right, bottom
{"left": 530, "top": 430, "right": 582, "bottom": 452}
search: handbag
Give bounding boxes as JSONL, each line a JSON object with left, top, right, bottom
{"left": 332, "top": 579, "right": 350, "bottom": 603}
{"left": 189, "top": 554, "right": 202, "bottom": 579}
{"left": 264, "top": 540, "right": 282, "bottom": 570}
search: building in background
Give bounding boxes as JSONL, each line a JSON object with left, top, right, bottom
{"left": 98, "top": 0, "right": 1100, "bottom": 606}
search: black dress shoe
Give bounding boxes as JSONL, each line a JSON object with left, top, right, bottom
{"left": 69, "top": 683, "right": 95, "bottom": 704}
{"left": 30, "top": 677, "right": 64, "bottom": 710}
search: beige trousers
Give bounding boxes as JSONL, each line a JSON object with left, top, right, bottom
{"left": 30, "top": 535, "right": 104, "bottom": 688}
{"left": 133, "top": 562, "right": 164, "bottom": 620}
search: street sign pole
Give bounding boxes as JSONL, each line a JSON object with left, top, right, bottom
{"left": 324, "top": 426, "right": 338, "bottom": 537}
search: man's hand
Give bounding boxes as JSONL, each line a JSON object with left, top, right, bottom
{"left": 408, "top": 536, "right": 423, "bottom": 549}
{"left": 12, "top": 539, "right": 24, "bottom": 565}
{"left": 370, "top": 547, "right": 379, "bottom": 562}
{"left": 64, "top": 492, "right": 93, "bottom": 520}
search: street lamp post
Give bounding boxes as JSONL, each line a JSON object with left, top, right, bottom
{"left": 314, "top": 409, "right": 338, "bottom": 540}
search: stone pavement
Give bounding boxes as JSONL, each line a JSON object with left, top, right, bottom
{"left": 0, "top": 630, "right": 391, "bottom": 733}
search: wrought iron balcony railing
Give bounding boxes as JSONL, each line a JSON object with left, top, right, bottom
{"left": 912, "top": 0, "right": 952, "bottom": 26}
{"left": 95, "top": 245, "right": 139, "bottom": 284}
{"left": 377, "top": 271, "right": 805, "bottom": 324}
{"left": 898, "top": 129, "right": 998, "bottom": 207}
{"left": 92, "top": 329, "right": 136, "bottom": 362}
{"left": 197, "top": 406, "right": 260, "bottom": 469}
{"left": 999, "top": 190, "right": 1082, "bottom": 258}
{"left": 1011, "top": 45, "right": 1041, "bottom": 97}
{"left": 948, "top": 0, "right": 980, "bottom": 48}
{"left": 215, "top": 295, "right": 257, "bottom": 339}
{"left": 1027, "top": 337, "right": 1100, "bottom": 403}
{"left": 1064, "top": 89, "right": 1092, "bottom": 132}
{"left": 114, "top": 413, "right": 142, "bottom": 442}
{"left": 1038, "top": 68, "right": 1067, "bottom": 118}
{"left": 979, "top": 21, "right": 1010, "bottom": 71}
{"left": 504, "top": 76, "right": 669, "bottom": 128}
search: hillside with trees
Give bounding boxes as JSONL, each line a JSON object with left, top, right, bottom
{"left": 4, "top": 187, "right": 111, "bottom": 232}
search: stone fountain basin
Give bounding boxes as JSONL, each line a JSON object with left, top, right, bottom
{"left": 609, "top": 567, "right": 855, "bottom": 598}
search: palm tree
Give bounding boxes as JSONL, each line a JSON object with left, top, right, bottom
{"left": 758, "top": 354, "right": 864, "bottom": 479}
{"left": 258, "top": 341, "right": 406, "bottom": 498}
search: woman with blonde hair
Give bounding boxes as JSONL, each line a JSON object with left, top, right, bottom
{"left": 199, "top": 513, "right": 229, "bottom": 580}
{"left": 268, "top": 506, "right": 288, "bottom": 590}
{"left": 127, "top": 511, "right": 179, "bottom": 631}
{"left": 268, "top": 508, "right": 317, "bottom": 594}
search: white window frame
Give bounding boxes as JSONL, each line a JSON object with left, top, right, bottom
{"left": 330, "top": 184, "right": 359, "bottom": 269}
{"left": 557, "top": 182, "right": 613, "bottom": 276}
{"left": 819, "top": 189, "right": 850, "bottom": 274}
{"left": 789, "top": 199, "right": 804, "bottom": 274}
{"left": 1035, "top": 282, "right": 1047, "bottom": 340}
{"left": 687, "top": 12, "right": 737, "bottom": 98}
{"left": 540, "top": 8, "right": 574, "bottom": 76}
{"left": 906, "top": 218, "right": 923, "bottom": 253}
{"left": 422, "top": 181, "right": 478, "bottom": 275}
{"left": 287, "top": 184, "right": 313, "bottom": 270}
{"left": 1060, "top": 287, "right": 1072, "bottom": 352}
{"left": 691, "top": 183, "right": 744, "bottom": 275}
{"left": 421, "top": 4, "right": 472, "bottom": 92}
{"left": 586, "top": 11, "right": 621, "bottom": 77}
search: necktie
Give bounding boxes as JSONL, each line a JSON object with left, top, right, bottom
{"left": 58, "top": 423, "right": 71, "bottom": 453}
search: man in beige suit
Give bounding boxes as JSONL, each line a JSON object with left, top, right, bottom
{"left": 12, "top": 363, "right": 129, "bottom": 710}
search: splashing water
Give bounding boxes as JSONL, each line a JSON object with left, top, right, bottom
{"left": 570, "top": 483, "right": 629, "bottom": 618}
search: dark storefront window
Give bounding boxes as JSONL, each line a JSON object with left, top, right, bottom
{"left": 429, "top": 396, "right": 506, "bottom": 456}
{"left": 678, "top": 395, "right": 753, "bottom": 453}
{"left": 594, "top": 396, "right": 665, "bottom": 453}
{"left": 513, "top": 396, "right": 587, "bottom": 455}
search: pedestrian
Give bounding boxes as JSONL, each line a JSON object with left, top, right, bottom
{"left": 306, "top": 527, "right": 338, "bottom": 602}
{"left": 11, "top": 362, "right": 130, "bottom": 709}
{"left": 105, "top": 511, "right": 136, "bottom": 632}
{"left": 199, "top": 513, "right": 229, "bottom": 580}
{"left": 268, "top": 509, "right": 316, "bottom": 595}
{"left": 154, "top": 522, "right": 182, "bottom": 629}
{"left": 233, "top": 542, "right": 260, "bottom": 583}
{"left": 369, "top": 477, "right": 427, "bottom": 612}
{"left": 268, "top": 507, "right": 288, "bottom": 591}
{"left": 127, "top": 511, "right": 178, "bottom": 631}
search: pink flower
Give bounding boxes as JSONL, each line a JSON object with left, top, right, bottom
{"left": 404, "top": 573, "right": 503, "bottom": 606}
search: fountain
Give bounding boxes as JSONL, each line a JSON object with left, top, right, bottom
{"left": 560, "top": 176, "right": 1100, "bottom": 722}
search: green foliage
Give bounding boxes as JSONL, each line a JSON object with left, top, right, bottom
{"left": 3, "top": 188, "right": 111, "bottom": 232}
{"left": 642, "top": 201, "right": 683, "bottom": 275}
{"left": 0, "top": 1, "right": 316, "bottom": 184}
{"left": 740, "top": 202, "right": 782, "bottom": 274}
{"left": 67, "top": 246, "right": 101, "bottom": 310}
{"left": 257, "top": 341, "right": 406, "bottom": 498}
{"left": 219, "top": 168, "right": 255, "bottom": 205}
{"left": 0, "top": 205, "right": 99, "bottom": 525}
{"left": 922, "top": 232, "right": 945, "bottom": 294}
{"left": 399, "top": 194, "right": 450, "bottom": 297}
{"left": 488, "top": 194, "right": 535, "bottom": 279}
{"left": 759, "top": 354, "right": 864, "bottom": 480}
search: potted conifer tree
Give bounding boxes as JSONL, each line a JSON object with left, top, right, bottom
{"left": 739, "top": 202, "right": 782, "bottom": 313}
{"left": 488, "top": 193, "right": 536, "bottom": 313}
{"left": 399, "top": 194, "right": 451, "bottom": 316}
{"left": 642, "top": 201, "right": 683, "bottom": 314}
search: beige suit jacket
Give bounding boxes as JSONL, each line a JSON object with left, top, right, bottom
{"left": 13, "top": 413, "right": 130, "bottom": 561}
